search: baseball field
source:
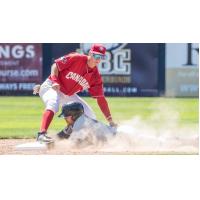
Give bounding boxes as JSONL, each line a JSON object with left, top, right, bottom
{"left": 0, "top": 96, "right": 198, "bottom": 154}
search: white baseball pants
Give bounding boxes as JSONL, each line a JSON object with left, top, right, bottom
{"left": 39, "top": 79, "right": 96, "bottom": 119}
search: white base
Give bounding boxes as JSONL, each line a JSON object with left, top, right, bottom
{"left": 15, "top": 142, "right": 48, "bottom": 151}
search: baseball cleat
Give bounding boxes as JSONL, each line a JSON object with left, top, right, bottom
{"left": 37, "top": 132, "right": 54, "bottom": 144}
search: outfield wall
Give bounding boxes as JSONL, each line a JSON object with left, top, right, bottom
{"left": 0, "top": 43, "right": 199, "bottom": 97}
{"left": 0, "top": 43, "right": 165, "bottom": 96}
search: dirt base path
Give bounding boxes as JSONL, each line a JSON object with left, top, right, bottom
{"left": 0, "top": 138, "right": 198, "bottom": 155}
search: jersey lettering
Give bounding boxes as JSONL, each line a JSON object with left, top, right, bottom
{"left": 66, "top": 72, "right": 90, "bottom": 90}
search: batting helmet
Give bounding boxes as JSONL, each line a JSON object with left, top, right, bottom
{"left": 58, "top": 102, "right": 84, "bottom": 121}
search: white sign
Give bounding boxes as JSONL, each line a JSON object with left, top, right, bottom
{"left": 166, "top": 43, "right": 199, "bottom": 68}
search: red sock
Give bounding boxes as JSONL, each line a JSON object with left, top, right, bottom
{"left": 40, "top": 109, "right": 54, "bottom": 132}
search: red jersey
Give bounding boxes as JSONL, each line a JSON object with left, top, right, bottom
{"left": 49, "top": 53, "right": 104, "bottom": 98}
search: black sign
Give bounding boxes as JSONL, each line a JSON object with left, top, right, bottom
{"left": 48, "top": 43, "right": 163, "bottom": 96}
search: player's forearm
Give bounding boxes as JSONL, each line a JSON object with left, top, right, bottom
{"left": 51, "top": 63, "right": 59, "bottom": 76}
{"left": 96, "top": 96, "right": 112, "bottom": 122}
{"left": 50, "top": 63, "right": 60, "bottom": 85}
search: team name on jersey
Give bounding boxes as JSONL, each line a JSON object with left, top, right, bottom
{"left": 66, "top": 72, "right": 90, "bottom": 90}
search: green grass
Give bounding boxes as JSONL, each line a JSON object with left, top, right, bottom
{"left": 0, "top": 96, "right": 198, "bottom": 139}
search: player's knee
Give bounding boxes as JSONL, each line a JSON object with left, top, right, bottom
{"left": 46, "top": 100, "right": 59, "bottom": 114}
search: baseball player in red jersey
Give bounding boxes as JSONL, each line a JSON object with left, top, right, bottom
{"left": 34, "top": 44, "right": 117, "bottom": 143}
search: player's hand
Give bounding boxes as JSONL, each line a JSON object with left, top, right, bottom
{"left": 33, "top": 84, "right": 41, "bottom": 95}
{"left": 109, "top": 121, "right": 118, "bottom": 128}
{"left": 52, "top": 83, "right": 60, "bottom": 91}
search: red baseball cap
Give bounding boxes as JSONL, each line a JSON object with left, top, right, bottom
{"left": 89, "top": 44, "right": 106, "bottom": 56}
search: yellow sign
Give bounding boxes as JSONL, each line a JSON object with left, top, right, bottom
{"left": 165, "top": 67, "right": 199, "bottom": 97}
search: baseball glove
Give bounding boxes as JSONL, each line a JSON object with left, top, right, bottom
{"left": 33, "top": 84, "right": 41, "bottom": 95}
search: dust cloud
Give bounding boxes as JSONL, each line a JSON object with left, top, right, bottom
{"left": 52, "top": 101, "right": 199, "bottom": 154}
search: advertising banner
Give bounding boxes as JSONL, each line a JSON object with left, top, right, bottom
{"left": 50, "top": 43, "right": 161, "bottom": 96}
{"left": 165, "top": 43, "right": 199, "bottom": 97}
{"left": 166, "top": 67, "right": 199, "bottom": 97}
{"left": 0, "top": 44, "right": 42, "bottom": 94}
